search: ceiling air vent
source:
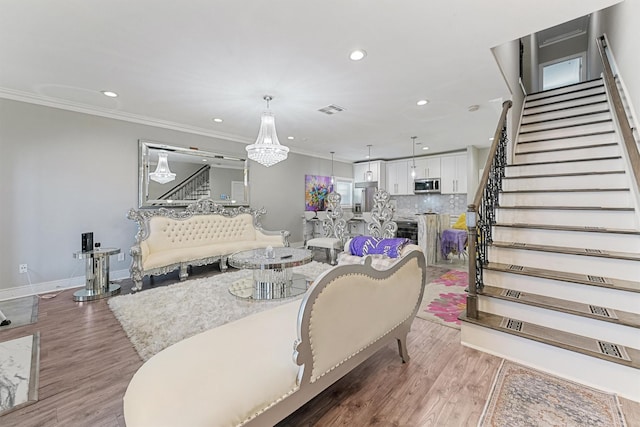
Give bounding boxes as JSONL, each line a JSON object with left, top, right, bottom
{"left": 318, "top": 104, "right": 345, "bottom": 115}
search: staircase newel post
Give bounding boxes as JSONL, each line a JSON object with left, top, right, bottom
{"left": 466, "top": 205, "right": 478, "bottom": 319}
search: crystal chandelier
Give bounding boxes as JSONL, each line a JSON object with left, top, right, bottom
{"left": 246, "top": 95, "right": 289, "bottom": 167}
{"left": 410, "top": 136, "right": 417, "bottom": 178}
{"left": 365, "top": 145, "right": 373, "bottom": 181}
{"left": 149, "top": 151, "right": 176, "bottom": 184}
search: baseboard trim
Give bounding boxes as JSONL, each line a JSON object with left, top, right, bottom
{"left": 0, "top": 268, "right": 130, "bottom": 301}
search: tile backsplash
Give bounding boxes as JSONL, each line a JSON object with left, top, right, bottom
{"left": 392, "top": 194, "right": 468, "bottom": 217}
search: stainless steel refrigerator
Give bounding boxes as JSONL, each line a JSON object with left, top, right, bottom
{"left": 354, "top": 181, "right": 378, "bottom": 212}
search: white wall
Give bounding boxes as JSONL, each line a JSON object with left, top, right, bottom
{"left": 0, "top": 99, "right": 351, "bottom": 292}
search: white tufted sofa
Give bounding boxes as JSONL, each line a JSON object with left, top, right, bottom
{"left": 123, "top": 247, "right": 426, "bottom": 427}
{"left": 127, "top": 199, "right": 290, "bottom": 291}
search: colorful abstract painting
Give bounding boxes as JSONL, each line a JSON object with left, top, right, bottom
{"left": 305, "top": 175, "right": 333, "bottom": 211}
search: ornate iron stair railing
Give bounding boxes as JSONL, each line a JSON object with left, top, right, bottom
{"left": 466, "top": 100, "right": 512, "bottom": 318}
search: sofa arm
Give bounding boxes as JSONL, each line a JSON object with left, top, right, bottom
{"left": 257, "top": 229, "right": 291, "bottom": 247}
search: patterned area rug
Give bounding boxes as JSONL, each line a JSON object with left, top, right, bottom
{"left": 0, "top": 333, "right": 39, "bottom": 416}
{"left": 109, "top": 261, "right": 332, "bottom": 361}
{"left": 479, "top": 360, "right": 627, "bottom": 427}
{"left": 0, "top": 296, "right": 38, "bottom": 330}
{"left": 416, "top": 270, "right": 467, "bottom": 329}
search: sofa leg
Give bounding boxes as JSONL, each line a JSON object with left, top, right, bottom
{"left": 397, "top": 334, "right": 410, "bottom": 363}
{"left": 329, "top": 248, "right": 337, "bottom": 265}
{"left": 220, "top": 257, "right": 228, "bottom": 272}
{"left": 179, "top": 265, "right": 189, "bottom": 281}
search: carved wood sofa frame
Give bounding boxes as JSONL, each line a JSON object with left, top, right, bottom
{"left": 127, "top": 199, "right": 290, "bottom": 291}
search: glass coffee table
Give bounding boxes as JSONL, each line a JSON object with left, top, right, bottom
{"left": 227, "top": 247, "right": 313, "bottom": 300}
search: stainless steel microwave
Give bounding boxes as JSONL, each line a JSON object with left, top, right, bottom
{"left": 414, "top": 178, "right": 440, "bottom": 194}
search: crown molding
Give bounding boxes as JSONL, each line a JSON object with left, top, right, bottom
{"left": 0, "top": 88, "right": 252, "bottom": 144}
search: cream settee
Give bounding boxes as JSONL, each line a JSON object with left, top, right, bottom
{"left": 123, "top": 248, "right": 427, "bottom": 427}
{"left": 127, "top": 199, "right": 290, "bottom": 291}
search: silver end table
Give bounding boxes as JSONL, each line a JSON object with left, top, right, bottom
{"left": 72, "top": 247, "right": 121, "bottom": 302}
{"left": 227, "top": 247, "right": 313, "bottom": 300}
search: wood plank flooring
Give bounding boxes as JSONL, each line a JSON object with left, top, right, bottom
{"left": 1, "top": 263, "right": 639, "bottom": 427}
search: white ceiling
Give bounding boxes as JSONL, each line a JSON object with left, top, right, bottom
{"left": 0, "top": 0, "right": 621, "bottom": 162}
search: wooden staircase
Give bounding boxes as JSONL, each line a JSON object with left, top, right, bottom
{"left": 460, "top": 78, "right": 640, "bottom": 401}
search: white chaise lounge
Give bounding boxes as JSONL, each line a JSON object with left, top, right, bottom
{"left": 123, "top": 247, "right": 427, "bottom": 427}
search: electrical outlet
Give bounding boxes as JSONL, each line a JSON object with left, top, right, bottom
{"left": 19, "top": 264, "right": 28, "bottom": 274}
{"left": 117, "top": 253, "right": 125, "bottom": 262}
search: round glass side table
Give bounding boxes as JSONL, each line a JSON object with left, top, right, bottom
{"left": 72, "top": 247, "right": 121, "bottom": 302}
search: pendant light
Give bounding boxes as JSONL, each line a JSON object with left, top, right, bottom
{"left": 365, "top": 145, "right": 373, "bottom": 181}
{"left": 246, "top": 95, "right": 289, "bottom": 167}
{"left": 149, "top": 151, "right": 176, "bottom": 184}
{"left": 330, "top": 151, "right": 335, "bottom": 185}
{"left": 410, "top": 136, "right": 417, "bottom": 178}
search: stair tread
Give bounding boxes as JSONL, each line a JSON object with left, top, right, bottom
{"left": 459, "top": 311, "right": 640, "bottom": 369}
{"left": 485, "top": 262, "right": 640, "bottom": 293}
{"left": 494, "top": 223, "right": 640, "bottom": 235}
{"left": 515, "top": 142, "right": 617, "bottom": 155}
{"left": 524, "top": 90, "right": 606, "bottom": 109}
{"left": 526, "top": 78, "right": 603, "bottom": 99}
{"left": 507, "top": 155, "right": 622, "bottom": 167}
{"left": 504, "top": 171, "right": 625, "bottom": 179}
{"left": 491, "top": 240, "right": 640, "bottom": 261}
{"left": 501, "top": 187, "right": 629, "bottom": 193}
{"left": 522, "top": 100, "right": 608, "bottom": 118}
{"left": 517, "top": 130, "right": 615, "bottom": 145}
{"left": 481, "top": 285, "right": 640, "bottom": 329}
{"left": 521, "top": 108, "right": 611, "bottom": 126}
{"left": 497, "top": 205, "right": 634, "bottom": 211}
{"left": 519, "top": 119, "right": 613, "bottom": 135}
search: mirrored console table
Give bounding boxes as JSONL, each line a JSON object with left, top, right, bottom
{"left": 72, "top": 248, "right": 121, "bottom": 302}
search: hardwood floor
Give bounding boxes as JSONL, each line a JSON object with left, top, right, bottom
{"left": 1, "top": 263, "right": 639, "bottom": 427}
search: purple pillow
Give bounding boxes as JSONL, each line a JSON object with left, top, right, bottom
{"left": 349, "top": 236, "right": 410, "bottom": 258}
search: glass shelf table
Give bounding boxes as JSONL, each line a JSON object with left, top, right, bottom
{"left": 227, "top": 247, "right": 313, "bottom": 300}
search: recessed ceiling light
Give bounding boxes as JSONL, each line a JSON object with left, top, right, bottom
{"left": 349, "top": 50, "right": 367, "bottom": 61}
{"left": 416, "top": 99, "right": 429, "bottom": 106}
{"left": 212, "top": 118, "right": 223, "bottom": 123}
{"left": 422, "top": 146, "right": 429, "bottom": 151}
{"left": 489, "top": 137, "right": 494, "bottom": 141}
{"left": 287, "top": 136, "right": 295, "bottom": 140}
{"left": 468, "top": 104, "right": 480, "bottom": 112}
{"left": 101, "top": 90, "right": 118, "bottom": 98}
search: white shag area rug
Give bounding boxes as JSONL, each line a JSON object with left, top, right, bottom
{"left": 108, "top": 262, "right": 332, "bottom": 361}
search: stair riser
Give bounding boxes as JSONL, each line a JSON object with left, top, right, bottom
{"left": 502, "top": 174, "right": 628, "bottom": 191}
{"left": 521, "top": 102, "right": 608, "bottom": 124}
{"left": 499, "top": 191, "right": 632, "bottom": 208}
{"left": 518, "top": 122, "right": 614, "bottom": 143}
{"left": 523, "top": 94, "right": 607, "bottom": 115}
{"left": 492, "top": 227, "right": 640, "bottom": 253}
{"left": 526, "top": 80, "right": 604, "bottom": 102}
{"left": 515, "top": 132, "right": 617, "bottom": 154}
{"left": 477, "top": 297, "right": 639, "bottom": 348}
{"left": 487, "top": 247, "right": 639, "bottom": 281}
{"left": 525, "top": 87, "right": 606, "bottom": 108}
{"left": 461, "top": 323, "right": 640, "bottom": 401}
{"left": 495, "top": 208, "right": 638, "bottom": 229}
{"left": 520, "top": 112, "right": 612, "bottom": 133}
{"left": 483, "top": 269, "right": 640, "bottom": 312}
{"left": 506, "top": 158, "right": 624, "bottom": 176}
{"left": 514, "top": 145, "right": 620, "bottom": 164}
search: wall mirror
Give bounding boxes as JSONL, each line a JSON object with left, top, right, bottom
{"left": 138, "top": 140, "right": 249, "bottom": 208}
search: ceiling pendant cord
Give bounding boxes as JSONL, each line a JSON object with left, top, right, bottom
{"left": 365, "top": 145, "right": 373, "bottom": 181}
{"left": 410, "top": 136, "right": 417, "bottom": 178}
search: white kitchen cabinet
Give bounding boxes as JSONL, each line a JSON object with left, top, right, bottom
{"left": 413, "top": 157, "right": 441, "bottom": 179}
{"left": 386, "top": 160, "right": 411, "bottom": 195}
{"left": 353, "top": 161, "right": 386, "bottom": 188}
{"left": 440, "top": 154, "right": 467, "bottom": 194}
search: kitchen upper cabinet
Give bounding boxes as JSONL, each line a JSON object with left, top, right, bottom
{"left": 440, "top": 154, "right": 467, "bottom": 194}
{"left": 413, "top": 157, "right": 441, "bottom": 179}
{"left": 353, "top": 161, "right": 386, "bottom": 188}
{"left": 386, "top": 160, "right": 411, "bottom": 195}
